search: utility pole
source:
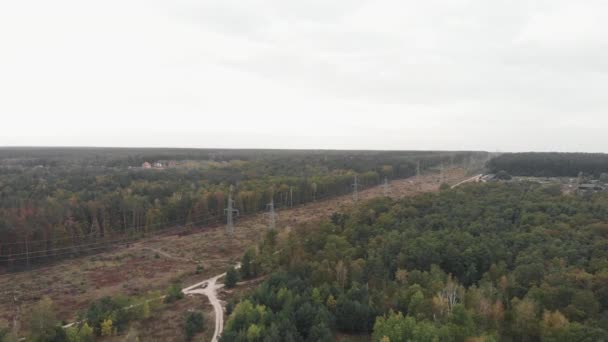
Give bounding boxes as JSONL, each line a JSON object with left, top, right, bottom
{"left": 352, "top": 175, "right": 360, "bottom": 202}
{"left": 440, "top": 161, "right": 445, "bottom": 184}
{"left": 417, "top": 160, "right": 421, "bottom": 178}
{"left": 225, "top": 186, "right": 239, "bottom": 235}
{"left": 383, "top": 177, "right": 391, "bottom": 197}
{"left": 266, "top": 199, "right": 278, "bottom": 230}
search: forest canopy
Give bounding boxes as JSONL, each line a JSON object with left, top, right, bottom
{"left": 488, "top": 152, "right": 608, "bottom": 178}
{"left": 222, "top": 182, "right": 608, "bottom": 341}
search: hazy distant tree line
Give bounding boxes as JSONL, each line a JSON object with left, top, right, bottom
{"left": 0, "top": 148, "right": 485, "bottom": 269}
{"left": 221, "top": 182, "right": 608, "bottom": 341}
{"left": 488, "top": 152, "right": 608, "bottom": 177}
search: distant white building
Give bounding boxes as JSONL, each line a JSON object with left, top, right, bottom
{"left": 142, "top": 162, "right": 152, "bottom": 169}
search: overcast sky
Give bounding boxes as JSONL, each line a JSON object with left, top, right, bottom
{"left": 1, "top": 0, "right": 607, "bottom": 152}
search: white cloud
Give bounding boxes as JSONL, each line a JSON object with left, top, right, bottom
{"left": 0, "top": 0, "right": 607, "bottom": 152}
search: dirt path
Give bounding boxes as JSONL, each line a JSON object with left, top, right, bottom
{"left": 182, "top": 264, "right": 240, "bottom": 342}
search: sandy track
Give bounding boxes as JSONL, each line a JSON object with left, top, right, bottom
{"left": 451, "top": 174, "right": 482, "bottom": 188}
{"left": 182, "top": 264, "right": 240, "bottom": 342}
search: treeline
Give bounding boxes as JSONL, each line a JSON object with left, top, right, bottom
{"left": 222, "top": 182, "right": 608, "bottom": 341}
{"left": 0, "top": 148, "right": 479, "bottom": 170}
{"left": 0, "top": 149, "right": 487, "bottom": 269}
{"left": 488, "top": 152, "right": 608, "bottom": 177}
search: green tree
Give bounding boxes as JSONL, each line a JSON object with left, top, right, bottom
{"left": 78, "top": 323, "right": 94, "bottom": 342}
{"left": 225, "top": 267, "right": 239, "bottom": 288}
{"left": 246, "top": 324, "right": 262, "bottom": 342}
{"left": 100, "top": 319, "right": 113, "bottom": 337}
{"left": 184, "top": 311, "right": 204, "bottom": 341}
{"left": 372, "top": 311, "right": 413, "bottom": 342}
{"left": 513, "top": 298, "right": 539, "bottom": 341}
{"left": 29, "top": 296, "right": 59, "bottom": 342}
{"left": 240, "top": 249, "right": 258, "bottom": 280}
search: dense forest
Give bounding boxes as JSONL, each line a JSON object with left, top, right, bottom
{"left": 488, "top": 152, "right": 608, "bottom": 178}
{"left": 222, "top": 182, "right": 608, "bottom": 341}
{"left": 0, "top": 148, "right": 485, "bottom": 270}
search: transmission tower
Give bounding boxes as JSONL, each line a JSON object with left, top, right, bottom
{"left": 289, "top": 187, "right": 294, "bottom": 208}
{"left": 383, "top": 177, "right": 391, "bottom": 196}
{"left": 225, "top": 186, "right": 239, "bottom": 235}
{"left": 9, "top": 289, "right": 20, "bottom": 337}
{"left": 352, "top": 175, "right": 360, "bottom": 202}
{"left": 265, "top": 199, "right": 279, "bottom": 230}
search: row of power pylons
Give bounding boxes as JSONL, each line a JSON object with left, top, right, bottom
{"left": 224, "top": 154, "right": 486, "bottom": 234}
{"left": 226, "top": 151, "right": 494, "bottom": 234}
{"left": 225, "top": 174, "right": 390, "bottom": 235}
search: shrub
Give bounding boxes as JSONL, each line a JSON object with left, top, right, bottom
{"left": 165, "top": 283, "right": 184, "bottom": 303}
{"left": 184, "top": 311, "right": 204, "bottom": 340}
{"left": 225, "top": 267, "right": 239, "bottom": 288}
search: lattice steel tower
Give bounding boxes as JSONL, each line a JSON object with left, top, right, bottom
{"left": 266, "top": 199, "right": 278, "bottom": 230}
{"left": 383, "top": 176, "right": 391, "bottom": 196}
{"left": 352, "top": 175, "right": 360, "bottom": 202}
{"left": 225, "top": 185, "right": 239, "bottom": 234}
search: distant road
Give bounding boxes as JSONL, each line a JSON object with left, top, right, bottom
{"left": 451, "top": 174, "right": 482, "bottom": 189}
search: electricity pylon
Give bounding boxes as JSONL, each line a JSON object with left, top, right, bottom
{"left": 352, "top": 175, "right": 360, "bottom": 202}
{"left": 225, "top": 186, "right": 239, "bottom": 235}
{"left": 289, "top": 187, "right": 293, "bottom": 208}
{"left": 383, "top": 177, "right": 391, "bottom": 196}
{"left": 265, "top": 199, "right": 278, "bottom": 230}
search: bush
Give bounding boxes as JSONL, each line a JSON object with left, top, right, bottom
{"left": 165, "top": 283, "right": 184, "bottom": 303}
{"left": 184, "top": 311, "right": 204, "bottom": 340}
{"left": 195, "top": 264, "right": 204, "bottom": 274}
{"left": 225, "top": 267, "right": 239, "bottom": 288}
